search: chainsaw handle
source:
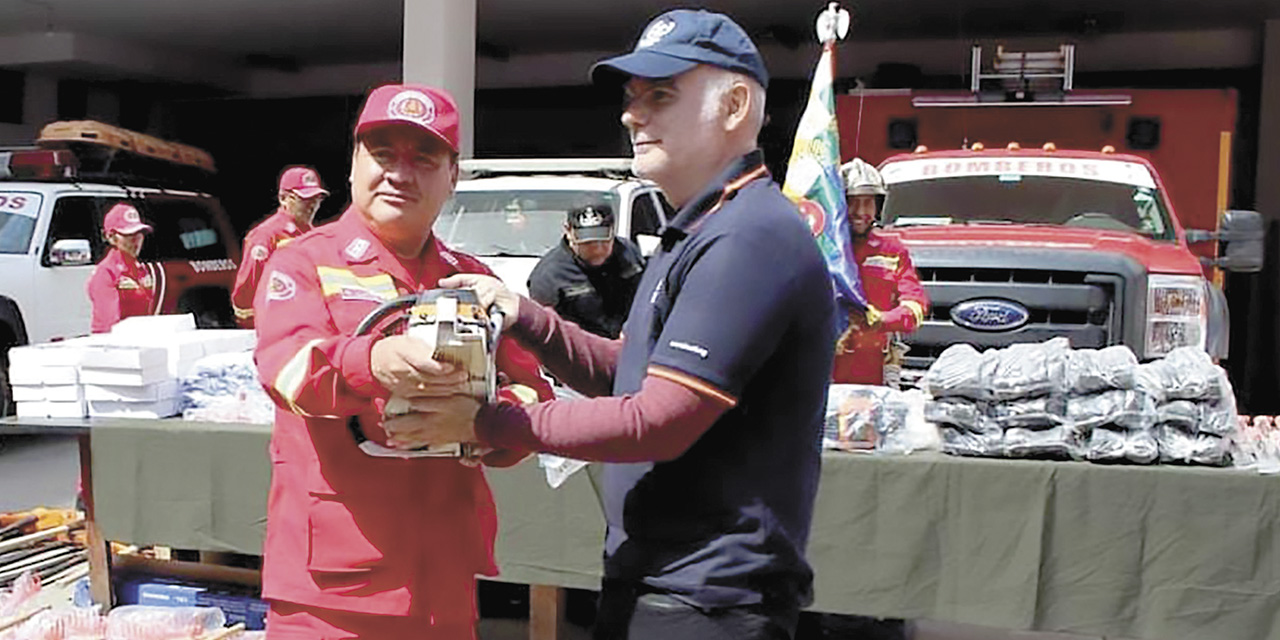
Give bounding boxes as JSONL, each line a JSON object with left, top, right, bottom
{"left": 487, "top": 304, "right": 505, "bottom": 355}
{"left": 353, "top": 294, "right": 419, "bottom": 336}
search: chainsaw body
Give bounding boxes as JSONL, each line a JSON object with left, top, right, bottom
{"left": 352, "top": 288, "right": 503, "bottom": 459}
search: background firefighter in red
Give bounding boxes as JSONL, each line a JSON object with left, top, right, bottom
{"left": 86, "top": 203, "right": 156, "bottom": 334}
{"left": 831, "top": 158, "right": 929, "bottom": 386}
{"left": 252, "top": 83, "right": 552, "bottom": 639}
{"left": 231, "top": 165, "right": 329, "bottom": 328}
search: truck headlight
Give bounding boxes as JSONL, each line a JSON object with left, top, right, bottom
{"left": 1145, "top": 275, "right": 1207, "bottom": 358}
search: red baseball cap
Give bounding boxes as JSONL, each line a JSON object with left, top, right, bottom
{"left": 103, "top": 203, "right": 152, "bottom": 235}
{"left": 278, "top": 166, "right": 329, "bottom": 199}
{"left": 354, "top": 83, "right": 460, "bottom": 153}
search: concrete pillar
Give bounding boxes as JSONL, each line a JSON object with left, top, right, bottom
{"left": 1237, "top": 19, "right": 1280, "bottom": 413}
{"left": 403, "top": 0, "right": 476, "bottom": 158}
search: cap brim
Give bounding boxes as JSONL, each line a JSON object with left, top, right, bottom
{"left": 354, "top": 119, "right": 458, "bottom": 152}
{"left": 114, "top": 223, "right": 152, "bottom": 234}
{"left": 292, "top": 187, "right": 329, "bottom": 199}
{"left": 571, "top": 227, "right": 613, "bottom": 242}
{"left": 590, "top": 50, "right": 699, "bottom": 85}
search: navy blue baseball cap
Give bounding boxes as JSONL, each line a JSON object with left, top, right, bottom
{"left": 590, "top": 9, "right": 769, "bottom": 89}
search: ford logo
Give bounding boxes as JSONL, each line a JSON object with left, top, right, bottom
{"left": 951, "top": 299, "right": 1030, "bottom": 332}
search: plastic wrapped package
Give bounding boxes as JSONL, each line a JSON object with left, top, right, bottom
{"left": 1086, "top": 426, "right": 1159, "bottom": 464}
{"left": 990, "top": 396, "right": 1066, "bottom": 428}
{"left": 180, "top": 350, "right": 273, "bottom": 424}
{"left": 1004, "top": 425, "right": 1084, "bottom": 459}
{"left": 940, "top": 426, "right": 1003, "bottom": 457}
{"left": 1200, "top": 367, "right": 1239, "bottom": 437}
{"left": 1156, "top": 425, "right": 1231, "bottom": 466}
{"left": 104, "top": 605, "right": 225, "bottom": 640}
{"left": 1068, "top": 390, "right": 1155, "bottom": 431}
{"left": 1065, "top": 345, "right": 1139, "bottom": 393}
{"left": 1141, "top": 347, "right": 1223, "bottom": 401}
{"left": 5, "top": 607, "right": 107, "bottom": 640}
{"left": 986, "top": 337, "right": 1070, "bottom": 401}
{"left": 1156, "top": 400, "right": 1200, "bottom": 429}
{"left": 924, "top": 397, "right": 990, "bottom": 432}
{"left": 875, "top": 389, "right": 940, "bottom": 455}
{"left": 921, "top": 344, "right": 991, "bottom": 400}
{"left": 824, "top": 384, "right": 890, "bottom": 450}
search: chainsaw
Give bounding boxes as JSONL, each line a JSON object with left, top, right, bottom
{"left": 348, "top": 288, "right": 504, "bottom": 458}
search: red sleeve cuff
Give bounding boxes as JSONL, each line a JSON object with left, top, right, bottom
{"left": 339, "top": 334, "right": 381, "bottom": 397}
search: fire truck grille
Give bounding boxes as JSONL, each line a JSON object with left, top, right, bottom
{"left": 902, "top": 266, "right": 1122, "bottom": 371}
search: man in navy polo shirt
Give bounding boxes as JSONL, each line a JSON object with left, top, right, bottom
{"left": 398, "top": 9, "right": 837, "bottom": 639}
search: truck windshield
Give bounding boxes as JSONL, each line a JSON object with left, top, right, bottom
{"left": 883, "top": 175, "right": 1175, "bottom": 241}
{"left": 0, "top": 191, "right": 42, "bottom": 254}
{"left": 436, "top": 189, "right": 619, "bottom": 258}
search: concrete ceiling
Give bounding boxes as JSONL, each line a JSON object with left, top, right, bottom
{"left": 2, "top": 0, "right": 1278, "bottom": 67}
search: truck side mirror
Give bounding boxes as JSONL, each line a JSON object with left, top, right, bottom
{"left": 49, "top": 238, "right": 93, "bottom": 266}
{"left": 1218, "top": 209, "right": 1265, "bottom": 273}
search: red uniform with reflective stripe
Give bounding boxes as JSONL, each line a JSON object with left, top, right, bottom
{"left": 252, "top": 206, "right": 552, "bottom": 629}
{"left": 832, "top": 230, "right": 929, "bottom": 384}
{"left": 232, "top": 209, "right": 306, "bottom": 328}
{"left": 86, "top": 248, "right": 156, "bottom": 334}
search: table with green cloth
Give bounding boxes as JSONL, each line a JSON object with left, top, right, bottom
{"left": 7, "top": 416, "right": 1280, "bottom": 639}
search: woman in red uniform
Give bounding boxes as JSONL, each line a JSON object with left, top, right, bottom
{"left": 87, "top": 203, "right": 155, "bottom": 333}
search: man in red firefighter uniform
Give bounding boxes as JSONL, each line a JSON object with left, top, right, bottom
{"left": 831, "top": 158, "right": 929, "bottom": 386}
{"left": 231, "top": 165, "right": 329, "bottom": 327}
{"left": 87, "top": 203, "right": 156, "bottom": 333}
{"left": 252, "top": 83, "right": 553, "bottom": 639}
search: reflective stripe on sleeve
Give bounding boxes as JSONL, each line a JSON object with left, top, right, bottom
{"left": 315, "top": 266, "right": 399, "bottom": 301}
{"left": 272, "top": 338, "right": 338, "bottom": 417}
{"left": 903, "top": 300, "right": 926, "bottom": 326}
{"left": 648, "top": 365, "right": 737, "bottom": 408}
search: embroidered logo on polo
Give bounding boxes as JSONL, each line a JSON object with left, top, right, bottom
{"left": 638, "top": 18, "right": 675, "bottom": 48}
{"left": 266, "top": 271, "right": 297, "bottom": 301}
{"left": 345, "top": 238, "right": 371, "bottom": 261}
{"left": 669, "top": 341, "right": 709, "bottom": 359}
{"left": 250, "top": 245, "right": 269, "bottom": 261}
{"left": 863, "top": 255, "right": 900, "bottom": 270}
{"left": 316, "top": 267, "right": 397, "bottom": 302}
{"left": 388, "top": 90, "right": 436, "bottom": 126}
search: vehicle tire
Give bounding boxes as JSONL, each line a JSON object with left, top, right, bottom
{"left": 178, "top": 288, "right": 236, "bottom": 329}
{"left": 0, "top": 348, "right": 12, "bottom": 418}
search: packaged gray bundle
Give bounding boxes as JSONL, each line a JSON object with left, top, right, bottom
{"left": 1156, "top": 400, "right": 1200, "bottom": 429}
{"left": 924, "top": 397, "right": 989, "bottom": 432}
{"left": 875, "top": 389, "right": 939, "bottom": 455}
{"left": 1142, "top": 347, "right": 1223, "bottom": 401}
{"left": 922, "top": 344, "right": 991, "bottom": 400}
{"left": 1067, "top": 389, "right": 1155, "bottom": 431}
{"left": 990, "top": 396, "right": 1066, "bottom": 428}
{"left": 1086, "top": 426, "right": 1158, "bottom": 464}
{"left": 1156, "top": 424, "right": 1231, "bottom": 466}
{"left": 1065, "top": 345, "right": 1138, "bottom": 393}
{"left": 940, "top": 426, "right": 1003, "bottom": 457}
{"left": 1004, "top": 425, "right": 1084, "bottom": 459}
{"left": 987, "top": 337, "right": 1070, "bottom": 401}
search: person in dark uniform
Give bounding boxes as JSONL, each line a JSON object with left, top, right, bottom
{"left": 405, "top": 10, "right": 837, "bottom": 640}
{"left": 527, "top": 203, "right": 645, "bottom": 339}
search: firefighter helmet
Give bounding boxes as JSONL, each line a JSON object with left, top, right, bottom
{"left": 840, "top": 158, "right": 887, "bottom": 197}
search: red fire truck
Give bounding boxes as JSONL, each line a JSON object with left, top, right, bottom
{"left": 835, "top": 46, "right": 1264, "bottom": 375}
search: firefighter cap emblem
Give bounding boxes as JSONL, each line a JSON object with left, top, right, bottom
{"left": 638, "top": 18, "right": 676, "bottom": 48}
{"left": 388, "top": 90, "right": 436, "bottom": 126}
{"left": 577, "top": 207, "right": 605, "bottom": 228}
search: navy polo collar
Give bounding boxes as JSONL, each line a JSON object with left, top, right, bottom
{"left": 660, "top": 150, "right": 769, "bottom": 246}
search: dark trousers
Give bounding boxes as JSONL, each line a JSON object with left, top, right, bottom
{"left": 592, "top": 582, "right": 800, "bottom": 640}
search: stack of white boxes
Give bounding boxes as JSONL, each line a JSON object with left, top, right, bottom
{"left": 8, "top": 315, "right": 256, "bottom": 419}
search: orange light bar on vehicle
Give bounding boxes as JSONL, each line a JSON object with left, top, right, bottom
{"left": 1043, "top": 142, "right": 1057, "bottom": 152}
{"left": 1101, "top": 145, "right": 1116, "bottom": 154}
{"left": 970, "top": 142, "right": 985, "bottom": 151}
{"left": 1007, "top": 142, "right": 1021, "bottom": 151}
{"left": 914, "top": 145, "right": 929, "bottom": 153}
